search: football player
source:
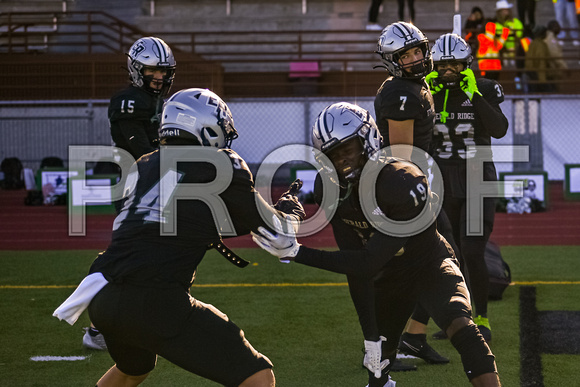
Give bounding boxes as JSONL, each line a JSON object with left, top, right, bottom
{"left": 374, "top": 22, "right": 452, "bottom": 365}
{"left": 252, "top": 102, "right": 501, "bottom": 387}
{"left": 426, "top": 33, "right": 509, "bottom": 341}
{"left": 83, "top": 88, "right": 303, "bottom": 386}
{"left": 374, "top": 22, "right": 435, "bottom": 161}
{"left": 84, "top": 36, "right": 177, "bottom": 351}
{"left": 110, "top": 36, "right": 176, "bottom": 160}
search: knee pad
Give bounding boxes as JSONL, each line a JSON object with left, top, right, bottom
{"left": 450, "top": 322, "right": 497, "bottom": 380}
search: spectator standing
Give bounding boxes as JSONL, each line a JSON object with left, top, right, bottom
{"left": 545, "top": 20, "right": 569, "bottom": 71}
{"left": 552, "top": 0, "right": 580, "bottom": 45}
{"left": 517, "top": 0, "right": 537, "bottom": 30}
{"left": 525, "top": 25, "right": 558, "bottom": 92}
{"left": 477, "top": 21, "right": 510, "bottom": 80}
{"left": 367, "top": 0, "right": 385, "bottom": 30}
{"left": 398, "top": 0, "right": 416, "bottom": 23}
{"left": 494, "top": 0, "right": 524, "bottom": 68}
{"left": 465, "top": 7, "right": 486, "bottom": 53}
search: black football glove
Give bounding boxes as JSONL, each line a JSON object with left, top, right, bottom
{"left": 274, "top": 179, "right": 306, "bottom": 221}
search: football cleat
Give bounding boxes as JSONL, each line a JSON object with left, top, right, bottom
{"left": 82, "top": 327, "right": 107, "bottom": 351}
{"left": 390, "top": 359, "right": 417, "bottom": 372}
{"left": 398, "top": 333, "right": 449, "bottom": 364}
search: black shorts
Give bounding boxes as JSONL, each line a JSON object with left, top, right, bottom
{"left": 88, "top": 282, "right": 272, "bottom": 385}
{"left": 373, "top": 256, "right": 472, "bottom": 354}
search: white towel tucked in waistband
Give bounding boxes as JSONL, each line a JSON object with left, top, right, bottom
{"left": 53, "top": 272, "right": 109, "bottom": 325}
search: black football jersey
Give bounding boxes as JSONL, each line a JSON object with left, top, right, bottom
{"left": 108, "top": 85, "right": 163, "bottom": 160}
{"left": 431, "top": 78, "right": 508, "bottom": 197}
{"left": 301, "top": 159, "right": 452, "bottom": 277}
{"left": 432, "top": 78, "right": 505, "bottom": 162}
{"left": 90, "top": 148, "right": 279, "bottom": 288}
{"left": 374, "top": 76, "right": 436, "bottom": 154}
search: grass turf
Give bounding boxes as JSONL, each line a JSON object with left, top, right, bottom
{"left": 1, "top": 246, "right": 579, "bottom": 386}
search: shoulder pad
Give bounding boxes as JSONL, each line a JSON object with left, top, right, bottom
{"left": 477, "top": 78, "right": 505, "bottom": 104}
{"left": 221, "top": 148, "right": 252, "bottom": 173}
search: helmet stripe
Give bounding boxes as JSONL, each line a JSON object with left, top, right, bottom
{"left": 152, "top": 38, "right": 167, "bottom": 64}
{"left": 394, "top": 23, "right": 412, "bottom": 40}
{"left": 321, "top": 107, "right": 333, "bottom": 140}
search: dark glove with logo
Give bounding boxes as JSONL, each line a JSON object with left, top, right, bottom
{"left": 274, "top": 179, "right": 306, "bottom": 221}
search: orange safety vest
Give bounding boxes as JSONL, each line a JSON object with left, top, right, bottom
{"left": 477, "top": 22, "right": 510, "bottom": 72}
{"left": 520, "top": 36, "right": 532, "bottom": 53}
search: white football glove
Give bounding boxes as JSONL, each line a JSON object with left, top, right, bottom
{"left": 251, "top": 215, "right": 301, "bottom": 262}
{"left": 363, "top": 336, "right": 390, "bottom": 379}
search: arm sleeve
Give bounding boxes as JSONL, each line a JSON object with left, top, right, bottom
{"left": 331, "top": 216, "right": 364, "bottom": 251}
{"left": 220, "top": 151, "right": 294, "bottom": 237}
{"left": 294, "top": 231, "right": 407, "bottom": 278}
{"left": 472, "top": 81, "right": 509, "bottom": 139}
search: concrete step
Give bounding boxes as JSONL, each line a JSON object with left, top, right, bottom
{"left": 0, "top": 0, "right": 65, "bottom": 13}
{"left": 137, "top": 0, "right": 556, "bottom": 33}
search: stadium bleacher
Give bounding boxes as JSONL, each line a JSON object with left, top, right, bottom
{"left": 2, "top": 0, "right": 580, "bottom": 98}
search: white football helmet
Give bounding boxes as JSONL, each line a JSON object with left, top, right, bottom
{"left": 376, "top": 22, "right": 433, "bottom": 78}
{"left": 160, "top": 88, "right": 238, "bottom": 148}
{"left": 127, "top": 37, "right": 176, "bottom": 97}
{"left": 312, "top": 102, "right": 382, "bottom": 181}
{"left": 431, "top": 33, "right": 473, "bottom": 87}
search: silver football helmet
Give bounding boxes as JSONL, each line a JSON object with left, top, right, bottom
{"left": 431, "top": 33, "right": 473, "bottom": 87}
{"left": 127, "top": 37, "right": 176, "bottom": 97}
{"left": 160, "top": 88, "right": 238, "bottom": 148}
{"left": 312, "top": 103, "right": 382, "bottom": 181}
{"left": 376, "top": 22, "right": 433, "bottom": 78}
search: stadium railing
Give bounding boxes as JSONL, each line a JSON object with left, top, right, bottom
{"left": 1, "top": 11, "right": 580, "bottom": 99}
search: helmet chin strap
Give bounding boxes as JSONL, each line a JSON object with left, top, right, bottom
{"left": 337, "top": 181, "right": 355, "bottom": 206}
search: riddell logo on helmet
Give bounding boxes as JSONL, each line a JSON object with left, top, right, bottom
{"left": 160, "top": 129, "right": 180, "bottom": 137}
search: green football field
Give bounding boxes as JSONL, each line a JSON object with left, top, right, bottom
{"left": 1, "top": 246, "right": 579, "bottom": 386}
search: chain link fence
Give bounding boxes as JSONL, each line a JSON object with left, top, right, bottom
{"left": 1, "top": 95, "right": 579, "bottom": 181}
